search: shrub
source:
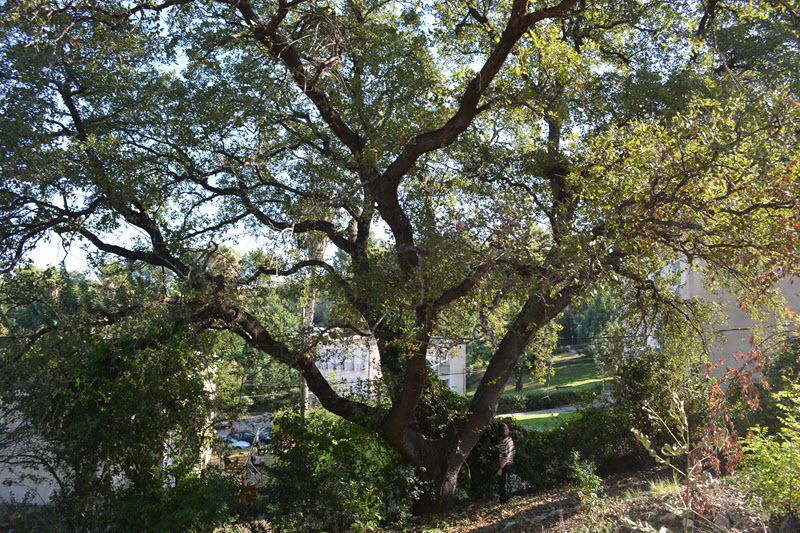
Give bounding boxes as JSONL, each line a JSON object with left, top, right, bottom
{"left": 461, "top": 417, "right": 553, "bottom": 499}
{"left": 414, "top": 373, "right": 470, "bottom": 438}
{"left": 108, "top": 469, "right": 241, "bottom": 533}
{"left": 495, "top": 388, "right": 581, "bottom": 414}
{"left": 570, "top": 451, "right": 605, "bottom": 514}
{"left": 262, "top": 410, "right": 421, "bottom": 532}
{"left": 548, "top": 405, "right": 642, "bottom": 477}
{"left": 742, "top": 384, "right": 800, "bottom": 519}
{"left": 614, "top": 349, "right": 710, "bottom": 451}
{"left": 734, "top": 338, "right": 800, "bottom": 436}
{"left": 460, "top": 407, "right": 636, "bottom": 501}
{"left": 496, "top": 394, "right": 527, "bottom": 414}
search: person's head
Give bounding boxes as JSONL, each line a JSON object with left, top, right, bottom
{"left": 498, "top": 422, "right": 510, "bottom": 439}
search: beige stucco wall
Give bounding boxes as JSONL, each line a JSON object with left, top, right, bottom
{"left": 427, "top": 343, "right": 467, "bottom": 395}
{"left": 679, "top": 264, "right": 800, "bottom": 376}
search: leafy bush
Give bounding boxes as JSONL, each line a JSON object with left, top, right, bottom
{"left": 570, "top": 451, "right": 605, "bottom": 514}
{"left": 0, "top": 267, "right": 246, "bottom": 531}
{"left": 735, "top": 338, "right": 800, "bottom": 436}
{"left": 262, "top": 410, "right": 421, "bottom": 532}
{"left": 107, "top": 469, "right": 241, "bottom": 533}
{"left": 548, "top": 405, "right": 642, "bottom": 476}
{"left": 742, "top": 385, "right": 800, "bottom": 518}
{"left": 461, "top": 405, "right": 637, "bottom": 501}
{"left": 495, "top": 388, "right": 580, "bottom": 414}
{"left": 414, "top": 372, "right": 471, "bottom": 438}
{"left": 614, "top": 349, "right": 710, "bottom": 451}
{"left": 496, "top": 394, "right": 527, "bottom": 414}
{"left": 40, "top": 467, "right": 242, "bottom": 533}
{"left": 461, "top": 417, "right": 552, "bottom": 499}
{"left": 467, "top": 342, "right": 493, "bottom": 371}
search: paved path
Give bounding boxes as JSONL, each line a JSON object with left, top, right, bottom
{"left": 497, "top": 404, "right": 577, "bottom": 418}
{"left": 499, "top": 390, "right": 612, "bottom": 419}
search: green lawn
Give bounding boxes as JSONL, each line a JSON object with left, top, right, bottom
{"left": 502, "top": 410, "right": 581, "bottom": 430}
{"left": 467, "top": 351, "right": 607, "bottom": 397}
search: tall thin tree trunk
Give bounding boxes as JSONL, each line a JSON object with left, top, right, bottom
{"left": 300, "top": 230, "right": 329, "bottom": 421}
{"left": 300, "top": 280, "right": 315, "bottom": 420}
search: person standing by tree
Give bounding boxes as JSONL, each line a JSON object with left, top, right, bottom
{"left": 497, "top": 423, "right": 515, "bottom": 504}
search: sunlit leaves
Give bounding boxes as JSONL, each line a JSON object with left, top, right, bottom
{"left": 743, "top": 384, "right": 800, "bottom": 517}
{"left": 578, "top": 94, "right": 800, "bottom": 293}
{"left": 1, "top": 0, "right": 800, "bottom": 508}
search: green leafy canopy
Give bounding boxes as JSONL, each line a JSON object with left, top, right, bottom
{"left": 1, "top": 0, "right": 799, "bottom": 512}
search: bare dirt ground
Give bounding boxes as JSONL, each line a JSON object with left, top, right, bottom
{"left": 388, "top": 466, "right": 782, "bottom": 533}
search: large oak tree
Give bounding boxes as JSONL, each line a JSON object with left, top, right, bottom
{"left": 2, "top": 0, "right": 799, "bottom": 509}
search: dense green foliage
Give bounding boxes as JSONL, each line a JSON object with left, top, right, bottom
{"left": 2, "top": 0, "right": 799, "bottom": 511}
{"left": 496, "top": 388, "right": 581, "bottom": 414}
{"left": 742, "top": 385, "right": 800, "bottom": 519}
{"left": 105, "top": 470, "right": 241, "bottom": 533}
{"left": 263, "top": 410, "right": 421, "bottom": 532}
{"left": 463, "top": 417, "right": 550, "bottom": 499}
{"left": 570, "top": 451, "right": 606, "bottom": 514}
{"left": 572, "top": 290, "right": 621, "bottom": 359}
{"left": 0, "top": 267, "right": 243, "bottom": 530}
{"left": 743, "top": 338, "right": 800, "bottom": 435}
{"left": 465, "top": 406, "right": 639, "bottom": 501}
{"left": 583, "top": 289, "right": 718, "bottom": 451}
{"left": 615, "top": 349, "right": 711, "bottom": 448}
{"left": 551, "top": 406, "right": 642, "bottom": 474}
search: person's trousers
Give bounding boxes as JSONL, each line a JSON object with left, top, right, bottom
{"left": 498, "top": 464, "right": 512, "bottom": 503}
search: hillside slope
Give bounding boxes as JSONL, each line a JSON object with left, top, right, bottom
{"left": 385, "top": 466, "right": 780, "bottom": 533}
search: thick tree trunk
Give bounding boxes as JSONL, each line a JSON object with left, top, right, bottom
{"left": 219, "top": 275, "right": 582, "bottom": 514}
{"left": 412, "top": 288, "right": 582, "bottom": 511}
{"left": 404, "top": 438, "right": 466, "bottom": 514}
{"left": 414, "top": 461, "right": 463, "bottom": 514}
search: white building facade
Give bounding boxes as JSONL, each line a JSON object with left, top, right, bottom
{"left": 313, "top": 338, "right": 468, "bottom": 399}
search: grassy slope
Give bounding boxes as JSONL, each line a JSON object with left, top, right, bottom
{"left": 467, "top": 351, "right": 606, "bottom": 397}
{"left": 508, "top": 410, "right": 582, "bottom": 430}
{"left": 469, "top": 352, "right": 607, "bottom": 430}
